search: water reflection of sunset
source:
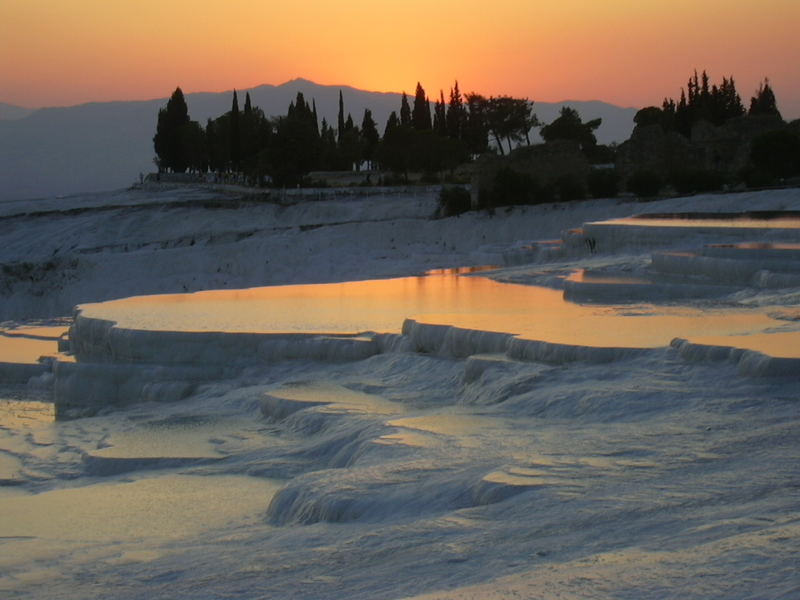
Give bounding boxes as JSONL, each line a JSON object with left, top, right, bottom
{"left": 594, "top": 216, "right": 800, "bottom": 229}
{"left": 0, "top": 326, "right": 71, "bottom": 364}
{"left": 80, "top": 272, "right": 800, "bottom": 356}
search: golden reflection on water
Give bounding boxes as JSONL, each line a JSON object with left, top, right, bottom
{"left": 91, "top": 429, "right": 223, "bottom": 459}
{"left": 594, "top": 215, "right": 800, "bottom": 229}
{"left": 267, "top": 382, "right": 402, "bottom": 416}
{"left": 707, "top": 242, "right": 800, "bottom": 250}
{"left": 565, "top": 269, "right": 651, "bottom": 285}
{"left": 0, "top": 474, "right": 282, "bottom": 570}
{"left": 0, "top": 326, "right": 72, "bottom": 364}
{"left": 80, "top": 272, "right": 800, "bottom": 356}
{"left": 688, "top": 331, "right": 800, "bottom": 359}
{"left": 0, "top": 400, "right": 55, "bottom": 427}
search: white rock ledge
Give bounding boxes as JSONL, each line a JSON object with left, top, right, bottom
{"left": 670, "top": 337, "right": 800, "bottom": 377}
{"left": 57, "top": 311, "right": 797, "bottom": 418}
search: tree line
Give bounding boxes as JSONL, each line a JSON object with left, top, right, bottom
{"left": 153, "top": 81, "right": 604, "bottom": 187}
{"left": 634, "top": 70, "right": 781, "bottom": 134}
{"left": 154, "top": 71, "right": 798, "bottom": 200}
{"left": 625, "top": 70, "right": 799, "bottom": 195}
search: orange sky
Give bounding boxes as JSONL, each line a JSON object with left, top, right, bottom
{"left": 2, "top": 0, "right": 799, "bottom": 118}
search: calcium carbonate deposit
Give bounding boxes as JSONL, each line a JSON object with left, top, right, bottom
{"left": 1, "top": 184, "right": 798, "bottom": 600}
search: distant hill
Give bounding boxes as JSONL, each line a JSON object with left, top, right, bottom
{"left": 0, "top": 79, "right": 637, "bottom": 201}
{"left": 0, "top": 102, "right": 33, "bottom": 121}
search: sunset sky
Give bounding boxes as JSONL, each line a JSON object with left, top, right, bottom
{"left": 2, "top": 0, "right": 799, "bottom": 118}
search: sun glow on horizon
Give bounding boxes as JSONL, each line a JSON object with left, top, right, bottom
{"left": 2, "top": 0, "right": 799, "bottom": 117}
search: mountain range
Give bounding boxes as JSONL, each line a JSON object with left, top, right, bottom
{"left": 0, "top": 79, "right": 638, "bottom": 201}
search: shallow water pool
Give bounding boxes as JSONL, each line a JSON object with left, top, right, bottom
{"left": 77, "top": 270, "right": 800, "bottom": 357}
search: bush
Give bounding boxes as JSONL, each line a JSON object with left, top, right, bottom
{"left": 750, "top": 130, "right": 800, "bottom": 179}
{"left": 491, "top": 168, "right": 539, "bottom": 206}
{"left": 437, "top": 186, "right": 472, "bottom": 217}
{"left": 556, "top": 175, "right": 586, "bottom": 202}
{"left": 669, "top": 169, "right": 726, "bottom": 194}
{"left": 585, "top": 144, "right": 617, "bottom": 164}
{"left": 477, "top": 187, "right": 495, "bottom": 214}
{"left": 587, "top": 169, "right": 619, "bottom": 198}
{"left": 421, "top": 170, "right": 441, "bottom": 184}
{"left": 627, "top": 170, "right": 662, "bottom": 198}
{"left": 738, "top": 165, "right": 775, "bottom": 189}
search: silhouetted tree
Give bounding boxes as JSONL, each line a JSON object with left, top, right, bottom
{"left": 319, "top": 118, "right": 338, "bottom": 170}
{"left": 485, "top": 96, "right": 537, "bottom": 154}
{"left": 337, "top": 90, "right": 346, "bottom": 143}
{"left": 634, "top": 106, "right": 666, "bottom": 129}
{"left": 661, "top": 71, "right": 747, "bottom": 135}
{"left": 399, "top": 93, "right": 412, "bottom": 128}
{"left": 230, "top": 90, "right": 241, "bottom": 171}
{"left": 749, "top": 79, "right": 781, "bottom": 119}
{"left": 446, "top": 82, "right": 466, "bottom": 141}
{"left": 378, "top": 114, "right": 412, "bottom": 174}
{"left": 463, "top": 93, "right": 489, "bottom": 156}
{"left": 412, "top": 82, "right": 432, "bottom": 130}
{"left": 750, "top": 129, "right": 800, "bottom": 179}
{"left": 271, "top": 92, "right": 321, "bottom": 185}
{"left": 433, "top": 91, "right": 447, "bottom": 135}
{"left": 338, "top": 113, "right": 362, "bottom": 170}
{"left": 153, "top": 87, "right": 192, "bottom": 172}
{"left": 239, "top": 92, "right": 272, "bottom": 176}
{"left": 311, "top": 99, "right": 320, "bottom": 136}
{"left": 244, "top": 92, "right": 252, "bottom": 115}
{"left": 384, "top": 111, "right": 399, "bottom": 138}
{"left": 712, "top": 77, "right": 745, "bottom": 124}
{"left": 205, "top": 117, "right": 224, "bottom": 172}
{"left": 183, "top": 120, "right": 207, "bottom": 172}
{"left": 360, "top": 109, "right": 380, "bottom": 169}
{"left": 540, "top": 106, "right": 600, "bottom": 153}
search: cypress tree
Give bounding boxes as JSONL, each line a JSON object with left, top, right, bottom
{"left": 400, "top": 93, "right": 411, "bottom": 128}
{"left": 412, "top": 82, "right": 432, "bottom": 130}
{"left": 721, "top": 77, "right": 744, "bottom": 119}
{"left": 153, "top": 87, "right": 191, "bottom": 173}
{"left": 446, "top": 81, "right": 466, "bottom": 140}
{"left": 241, "top": 92, "right": 253, "bottom": 172}
{"left": 230, "top": 90, "right": 241, "bottom": 171}
{"left": 434, "top": 90, "right": 447, "bottom": 135}
{"left": 271, "top": 92, "right": 322, "bottom": 185}
{"left": 749, "top": 79, "right": 781, "bottom": 118}
{"left": 384, "top": 111, "right": 399, "bottom": 137}
{"left": 338, "top": 114, "right": 361, "bottom": 171}
{"left": 337, "top": 90, "right": 346, "bottom": 143}
{"left": 312, "top": 99, "right": 320, "bottom": 136}
{"left": 319, "top": 118, "right": 337, "bottom": 170}
{"left": 360, "top": 109, "right": 380, "bottom": 169}
{"left": 379, "top": 111, "right": 410, "bottom": 174}
{"left": 240, "top": 91, "right": 272, "bottom": 176}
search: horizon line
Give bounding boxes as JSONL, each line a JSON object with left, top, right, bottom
{"left": 2, "top": 77, "right": 642, "bottom": 113}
